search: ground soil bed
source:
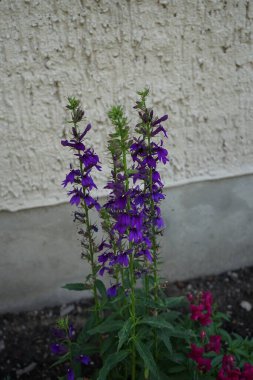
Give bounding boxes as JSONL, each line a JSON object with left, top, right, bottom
{"left": 1, "top": 266, "right": 252, "bottom": 379}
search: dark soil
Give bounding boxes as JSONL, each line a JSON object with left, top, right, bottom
{"left": 1, "top": 266, "right": 252, "bottom": 380}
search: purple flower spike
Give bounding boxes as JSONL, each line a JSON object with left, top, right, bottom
{"left": 66, "top": 368, "right": 75, "bottom": 380}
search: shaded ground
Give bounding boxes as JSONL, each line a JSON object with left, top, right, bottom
{"left": 1, "top": 266, "right": 252, "bottom": 379}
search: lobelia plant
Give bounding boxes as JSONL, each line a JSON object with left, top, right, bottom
{"left": 51, "top": 91, "right": 253, "bottom": 380}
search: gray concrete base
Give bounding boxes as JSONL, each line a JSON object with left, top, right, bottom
{"left": 1, "top": 174, "right": 253, "bottom": 313}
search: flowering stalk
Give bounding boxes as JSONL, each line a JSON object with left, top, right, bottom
{"left": 131, "top": 89, "right": 169, "bottom": 365}
{"left": 131, "top": 88, "right": 169, "bottom": 301}
{"left": 107, "top": 106, "right": 137, "bottom": 380}
{"left": 61, "top": 97, "right": 101, "bottom": 322}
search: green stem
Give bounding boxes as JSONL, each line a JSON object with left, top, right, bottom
{"left": 77, "top": 134, "right": 100, "bottom": 323}
{"left": 147, "top": 129, "right": 159, "bottom": 301}
{"left": 122, "top": 145, "right": 136, "bottom": 380}
{"left": 83, "top": 203, "right": 100, "bottom": 323}
{"left": 147, "top": 123, "right": 159, "bottom": 361}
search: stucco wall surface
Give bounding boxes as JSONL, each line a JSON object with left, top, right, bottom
{"left": 1, "top": 174, "right": 253, "bottom": 313}
{"left": 0, "top": 0, "right": 253, "bottom": 211}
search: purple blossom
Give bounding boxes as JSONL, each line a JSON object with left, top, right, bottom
{"left": 151, "top": 114, "right": 168, "bottom": 126}
{"left": 66, "top": 368, "right": 75, "bottom": 380}
{"left": 83, "top": 195, "right": 101, "bottom": 211}
{"left": 113, "top": 195, "right": 128, "bottom": 210}
{"left": 107, "top": 283, "right": 120, "bottom": 298}
{"left": 68, "top": 324, "right": 75, "bottom": 339}
{"left": 81, "top": 174, "right": 97, "bottom": 190}
{"left": 62, "top": 169, "right": 81, "bottom": 188}
{"left": 129, "top": 228, "right": 143, "bottom": 243}
{"left": 50, "top": 343, "right": 68, "bottom": 356}
{"left": 68, "top": 189, "right": 83, "bottom": 206}
{"left": 61, "top": 140, "right": 85, "bottom": 151}
{"left": 76, "top": 354, "right": 91, "bottom": 365}
{"left": 154, "top": 216, "right": 164, "bottom": 229}
{"left": 114, "top": 213, "right": 131, "bottom": 234}
{"left": 51, "top": 327, "right": 66, "bottom": 340}
{"left": 79, "top": 149, "right": 100, "bottom": 170}
{"left": 153, "top": 145, "right": 169, "bottom": 164}
{"left": 98, "top": 240, "right": 112, "bottom": 251}
{"left": 79, "top": 123, "right": 92, "bottom": 140}
{"left": 99, "top": 266, "right": 109, "bottom": 276}
{"left": 117, "top": 252, "right": 129, "bottom": 267}
{"left": 151, "top": 125, "right": 168, "bottom": 138}
{"left": 135, "top": 249, "right": 152, "bottom": 262}
{"left": 143, "top": 155, "right": 157, "bottom": 169}
{"left": 131, "top": 213, "right": 143, "bottom": 229}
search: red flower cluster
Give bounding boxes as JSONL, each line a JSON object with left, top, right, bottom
{"left": 188, "top": 335, "right": 221, "bottom": 373}
{"left": 188, "top": 343, "right": 212, "bottom": 373}
{"left": 188, "top": 291, "right": 213, "bottom": 326}
{"left": 217, "top": 355, "right": 253, "bottom": 380}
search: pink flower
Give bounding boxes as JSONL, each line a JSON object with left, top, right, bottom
{"left": 188, "top": 344, "right": 212, "bottom": 373}
{"left": 187, "top": 293, "right": 194, "bottom": 302}
{"left": 241, "top": 363, "right": 253, "bottom": 380}
{"left": 188, "top": 291, "right": 213, "bottom": 326}
{"left": 217, "top": 368, "right": 241, "bottom": 380}
{"left": 188, "top": 343, "right": 204, "bottom": 361}
{"left": 200, "top": 330, "right": 207, "bottom": 342}
{"left": 196, "top": 357, "right": 212, "bottom": 373}
{"left": 222, "top": 354, "right": 235, "bottom": 371}
{"left": 205, "top": 335, "right": 221, "bottom": 354}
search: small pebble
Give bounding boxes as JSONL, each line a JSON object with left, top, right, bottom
{"left": 240, "top": 300, "right": 252, "bottom": 312}
{"left": 228, "top": 271, "right": 239, "bottom": 279}
{"left": 77, "top": 306, "right": 82, "bottom": 313}
{"left": 60, "top": 304, "right": 75, "bottom": 316}
{"left": 0, "top": 340, "right": 5, "bottom": 352}
{"left": 16, "top": 362, "right": 37, "bottom": 376}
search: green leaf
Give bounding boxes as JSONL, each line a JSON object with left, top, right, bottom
{"left": 135, "top": 340, "right": 161, "bottom": 380}
{"left": 169, "top": 352, "right": 186, "bottom": 364}
{"left": 138, "top": 316, "right": 173, "bottom": 330}
{"left": 220, "top": 328, "right": 232, "bottom": 344}
{"left": 97, "top": 350, "right": 129, "bottom": 380}
{"left": 62, "top": 283, "right": 91, "bottom": 291}
{"left": 167, "top": 366, "right": 186, "bottom": 374}
{"left": 160, "top": 296, "right": 186, "bottom": 309}
{"left": 50, "top": 353, "right": 70, "bottom": 368}
{"left": 215, "top": 311, "right": 231, "bottom": 322}
{"left": 100, "top": 335, "right": 116, "bottom": 356}
{"left": 87, "top": 319, "right": 124, "bottom": 335}
{"left": 95, "top": 279, "right": 107, "bottom": 298}
{"left": 211, "top": 354, "right": 223, "bottom": 367}
{"left": 235, "top": 348, "right": 250, "bottom": 358}
{"left": 163, "top": 372, "right": 190, "bottom": 380}
{"left": 117, "top": 318, "right": 132, "bottom": 351}
{"left": 158, "top": 330, "right": 173, "bottom": 354}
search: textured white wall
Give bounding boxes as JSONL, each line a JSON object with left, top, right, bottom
{"left": 0, "top": 0, "right": 253, "bottom": 211}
